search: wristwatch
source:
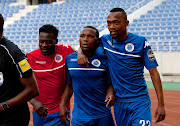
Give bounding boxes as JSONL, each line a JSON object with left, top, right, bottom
{"left": 1, "top": 102, "right": 9, "bottom": 110}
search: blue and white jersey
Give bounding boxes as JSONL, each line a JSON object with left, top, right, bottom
{"left": 66, "top": 52, "right": 111, "bottom": 119}
{"left": 100, "top": 33, "right": 158, "bottom": 102}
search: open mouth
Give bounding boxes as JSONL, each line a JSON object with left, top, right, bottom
{"left": 110, "top": 31, "right": 117, "bottom": 35}
{"left": 41, "top": 49, "right": 48, "bottom": 53}
{"left": 42, "top": 49, "right": 48, "bottom": 51}
{"left": 82, "top": 44, "right": 88, "bottom": 47}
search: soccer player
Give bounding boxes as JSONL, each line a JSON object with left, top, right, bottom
{"left": 0, "top": 13, "right": 39, "bottom": 125}
{"left": 27, "top": 24, "right": 75, "bottom": 126}
{"left": 77, "top": 8, "right": 166, "bottom": 126}
{"left": 59, "top": 26, "right": 115, "bottom": 126}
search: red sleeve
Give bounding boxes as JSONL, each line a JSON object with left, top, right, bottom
{"left": 68, "top": 45, "right": 76, "bottom": 53}
{"left": 26, "top": 52, "right": 35, "bottom": 68}
{"left": 26, "top": 53, "right": 31, "bottom": 65}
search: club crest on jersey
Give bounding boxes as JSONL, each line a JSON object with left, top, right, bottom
{"left": 147, "top": 49, "right": 155, "bottom": 61}
{"left": 0, "top": 72, "right": 3, "bottom": 86}
{"left": 125, "top": 43, "right": 134, "bottom": 52}
{"left": 91, "top": 59, "right": 101, "bottom": 67}
{"left": 55, "top": 54, "right": 63, "bottom": 63}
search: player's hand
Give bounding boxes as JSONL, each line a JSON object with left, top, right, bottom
{"left": 105, "top": 93, "right": 115, "bottom": 108}
{"left": 32, "top": 101, "right": 48, "bottom": 118}
{"left": 154, "top": 106, "right": 166, "bottom": 123}
{"left": 77, "top": 49, "right": 90, "bottom": 67}
{"left": 59, "top": 105, "right": 69, "bottom": 125}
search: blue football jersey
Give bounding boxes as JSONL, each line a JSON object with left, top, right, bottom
{"left": 100, "top": 33, "right": 158, "bottom": 102}
{"left": 66, "top": 52, "right": 111, "bottom": 119}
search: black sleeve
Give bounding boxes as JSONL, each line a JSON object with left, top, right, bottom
{"left": 7, "top": 42, "right": 33, "bottom": 78}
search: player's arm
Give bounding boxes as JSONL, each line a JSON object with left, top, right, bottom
{"left": 77, "top": 39, "right": 105, "bottom": 67}
{"left": 149, "top": 67, "right": 166, "bottom": 123}
{"left": 29, "top": 98, "right": 48, "bottom": 118}
{"left": 104, "top": 66, "right": 115, "bottom": 108}
{"left": 105, "top": 82, "right": 115, "bottom": 108}
{"left": 0, "top": 74, "right": 39, "bottom": 112}
{"left": 77, "top": 47, "right": 89, "bottom": 67}
{"left": 143, "top": 39, "right": 165, "bottom": 122}
{"left": 59, "top": 81, "right": 73, "bottom": 125}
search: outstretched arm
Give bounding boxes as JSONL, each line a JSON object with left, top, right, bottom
{"left": 59, "top": 81, "right": 73, "bottom": 125}
{"left": 149, "top": 67, "right": 166, "bottom": 123}
{"left": 0, "top": 74, "right": 39, "bottom": 112}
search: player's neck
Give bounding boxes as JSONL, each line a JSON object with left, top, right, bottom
{"left": 116, "top": 31, "right": 128, "bottom": 41}
{"left": 83, "top": 50, "right": 95, "bottom": 57}
{"left": 83, "top": 45, "right": 98, "bottom": 57}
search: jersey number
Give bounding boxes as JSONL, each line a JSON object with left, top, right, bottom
{"left": 139, "top": 120, "right": 151, "bottom": 126}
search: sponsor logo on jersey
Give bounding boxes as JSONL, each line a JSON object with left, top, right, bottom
{"left": 70, "top": 59, "right": 77, "bottom": 61}
{"left": 0, "top": 72, "right": 3, "bottom": 86}
{"left": 35, "top": 61, "right": 46, "bottom": 64}
{"left": 18, "top": 59, "right": 31, "bottom": 73}
{"left": 147, "top": 49, "right": 155, "bottom": 61}
{"left": 144, "top": 41, "right": 150, "bottom": 48}
{"left": 91, "top": 59, "right": 101, "bottom": 67}
{"left": 55, "top": 54, "right": 63, "bottom": 63}
{"left": 125, "top": 43, "right": 134, "bottom": 52}
{"left": 107, "top": 40, "right": 114, "bottom": 47}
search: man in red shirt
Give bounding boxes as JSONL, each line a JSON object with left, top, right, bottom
{"left": 27, "top": 24, "right": 75, "bottom": 126}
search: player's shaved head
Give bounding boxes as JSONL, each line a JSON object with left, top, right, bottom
{"left": 83, "top": 26, "right": 99, "bottom": 38}
{"left": 110, "top": 8, "right": 127, "bottom": 20}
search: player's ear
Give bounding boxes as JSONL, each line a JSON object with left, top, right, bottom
{"left": 126, "top": 20, "right": 129, "bottom": 27}
{"left": 96, "top": 38, "right": 100, "bottom": 44}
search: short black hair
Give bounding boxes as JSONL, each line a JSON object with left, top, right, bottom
{"left": 0, "top": 13, "right": 4, "bottom": 32}
{"left": 83, "top": 26, "right": 99, "bottom": 38}
{"left": 39, "top": 24, "right": 58, "bottom": 38}
{"left": 110, "top": 8, "right": 127, "bottom": 20}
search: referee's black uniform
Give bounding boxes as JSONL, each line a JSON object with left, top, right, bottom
{"left": 0, "top": 37, "right": 33, "bottom": 126}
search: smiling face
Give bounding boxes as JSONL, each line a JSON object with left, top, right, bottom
{"left": 39, "top": 32, "right": 57, "bottom": 55}
{"left": 79, "top": 27, "right": 99, "bottom": 53}
{"left": 107, "top": 12, "right": 129, "bottom": 41}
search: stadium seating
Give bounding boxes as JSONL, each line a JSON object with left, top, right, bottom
{"left": 3, "top": 0, "right": 153, "bottom": 53}
{"left": 2, "top": 0, "right": 180, "bottom": 53}
{"left": 0, "top": 0, "right": 25, "bottom": 20}
{"left": 128, "top": 0, "right": 180, "bottom": 52}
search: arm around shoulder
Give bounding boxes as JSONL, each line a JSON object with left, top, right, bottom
{"left": 77, "top": 47, "right": 89, "bottom": 67}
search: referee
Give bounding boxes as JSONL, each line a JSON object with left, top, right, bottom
{"left": 0, "top": 13, "right": 39, "bottom": 125}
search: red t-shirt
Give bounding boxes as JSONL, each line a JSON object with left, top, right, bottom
{"left": 27, "top": 44, "right": 75, "bottom": 113}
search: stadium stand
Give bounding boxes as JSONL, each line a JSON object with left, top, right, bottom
{"left": 128, "top": 0, "right": 180, "bottom": 52}
{"left": 0, "top": 0, "right": 25, "bottom": 20}
{"left": 2, "top": 0, "right": 154, "bottom": 53}
{"left": 1, "top": 0, "right": 180, "bottom": 54}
